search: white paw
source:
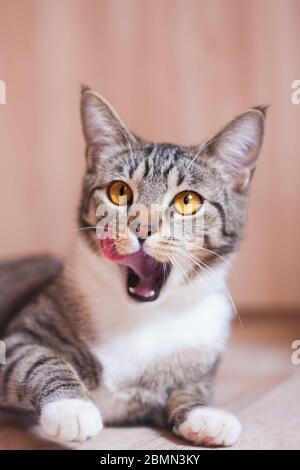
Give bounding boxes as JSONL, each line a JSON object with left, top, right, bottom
{"left": 40, "top": 398, "right": 103, "bottom": 442}
{"left": 174, "top": 407, "right": 241, "bottom": 447}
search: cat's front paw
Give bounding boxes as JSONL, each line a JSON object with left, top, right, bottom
{"left": 40, "top": 398, "right": 103, "bottom": 442}
{"left": 173, "top": 407, "right": 241, "bottom": 447}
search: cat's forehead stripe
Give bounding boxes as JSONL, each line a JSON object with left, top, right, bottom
{"left": 129, "top": 143, "right": 190, "bottom": 183}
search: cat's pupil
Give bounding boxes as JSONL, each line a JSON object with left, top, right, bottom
{"left": 183, "top": 195, "right": 190, "bottom": 205}
{"left": 119, "top": 186, "right": 125, "bottom": 196}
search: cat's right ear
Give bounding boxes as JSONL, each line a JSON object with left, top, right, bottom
{"left": 201, "top": 106, "right": 267, "bottom": 192}
{"left": 80, "top": 86, "right": 136, "bottom": 164}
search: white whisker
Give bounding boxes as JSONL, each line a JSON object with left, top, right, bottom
{"left": 73, "top": 226, "right": 97, "bottom": 232}
{"left": 176, "top": 248, "right": 242, "bottom": 327}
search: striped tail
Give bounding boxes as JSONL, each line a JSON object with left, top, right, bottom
{"left": 0, "top": 255, "right": 62, "bottom": 332}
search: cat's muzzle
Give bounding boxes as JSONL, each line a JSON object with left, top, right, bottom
{"left": 100, "top": 236, "right": 172, "bottom": 302}
{"left": 126, "top": 260, "right": 172, "bottom": 302}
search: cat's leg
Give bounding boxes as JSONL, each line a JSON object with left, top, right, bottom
{"left": 165, "top": 383, "right": 241, "bottom": 447}
{"left": 0, "top": 333, "right": 102, "bottom": 442}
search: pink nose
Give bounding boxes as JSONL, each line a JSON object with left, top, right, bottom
{"left": 135, "top": 223, "right": 153, "bottom": 239}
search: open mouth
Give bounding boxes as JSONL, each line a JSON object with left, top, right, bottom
{"left": 100, "top": 238, "right": 172, "bottom": 302}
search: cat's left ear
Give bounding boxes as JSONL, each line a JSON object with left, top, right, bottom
{"left": 203, "top": 106, "right": 267, "bottom": 192}
{"left": 80, "top": 85, "right": 137, "bottom": 163}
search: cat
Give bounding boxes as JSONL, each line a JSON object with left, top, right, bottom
{"left": 0, "top": 87, "right": 266, "bottom": 447}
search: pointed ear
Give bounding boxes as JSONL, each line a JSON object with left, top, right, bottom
{"left": 80, "top": 86, "right": 136, "bottom": 162}
{"left": 204, "top": 106, "right": 267, "bottom": 192}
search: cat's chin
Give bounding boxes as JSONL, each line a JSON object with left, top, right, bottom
{"left": 100, "top": 237, "right": 172, "bottom": 303}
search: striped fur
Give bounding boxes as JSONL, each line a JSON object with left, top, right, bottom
{"left": 0, "top": 89, "right": 266, "bottom": 446}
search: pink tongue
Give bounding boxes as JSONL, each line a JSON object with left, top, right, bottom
{"left": 100, "top": 238, "right": 161, "bottom": 297}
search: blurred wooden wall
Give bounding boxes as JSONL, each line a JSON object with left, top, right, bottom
{"left": 0, "top": 0, "right": 300, "bottom": 311}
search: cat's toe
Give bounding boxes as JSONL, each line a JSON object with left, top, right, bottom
{"left": 173, "top": 407, "right": 241, "bottom": 447}
{"left": 40, "top": 398, "right": 103, "bottom": 442}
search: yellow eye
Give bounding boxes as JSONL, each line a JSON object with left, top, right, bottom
{"left": 108, "top": 181, "right": 133, "bottom": 206}
{"left": 173, "top": 191, "right": 203, "bottom": 215}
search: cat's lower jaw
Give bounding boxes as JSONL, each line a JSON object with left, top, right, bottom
{"left": 40, "top": 398, "right": 103, "bottom": 442}
{"left": 174, "top": 407, "right": 241, "bottom": 447}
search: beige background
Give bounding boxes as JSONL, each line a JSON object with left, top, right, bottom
{"left": 0, "top": 0, "right": 299, "bottom": 311}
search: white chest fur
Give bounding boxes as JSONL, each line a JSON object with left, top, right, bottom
{"left": 70, "top": 239, "right": 233, "bottom": 423}
{"left": 90, "top": 292, "right": 231, "bottom": 423}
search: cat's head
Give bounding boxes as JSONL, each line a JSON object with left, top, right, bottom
{"left": 79, "top": 86, "right": 266, "bottom": 303}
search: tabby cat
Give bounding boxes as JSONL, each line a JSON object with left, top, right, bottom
{"left": 0, "top": 87, "right": 266, "bottom": 447}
